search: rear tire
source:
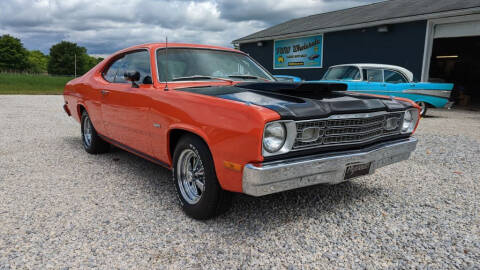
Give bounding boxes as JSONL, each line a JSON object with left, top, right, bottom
{"left": 416, "top": 101, "right": 428, "bottom": 117}
{"left": 172, "top": 135, "right": 232, "bottom": 220}
{"left": 81, "top": 110, "right": 110, "bottom": 154}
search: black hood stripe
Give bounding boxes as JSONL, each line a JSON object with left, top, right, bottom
{"left": 178, "top": 82, "right": 412, "bottom": 120}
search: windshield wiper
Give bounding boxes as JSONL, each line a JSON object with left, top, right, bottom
{"left": 171, "top": 75, "right": 233, "bottom": 82}
{"left": 227, "top": 75, "right": 268, "bottom": 81}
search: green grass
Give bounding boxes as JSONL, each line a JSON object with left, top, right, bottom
{"left": 0, "top": 73, "right": 73, "bottom": 94}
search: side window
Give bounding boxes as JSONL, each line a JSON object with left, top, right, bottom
{"left": 113, "top": 59, "right": 128, "bottom": 83}
{"left": 365, "top": 69, "right": 383, "bottom": 82}
{"left": 115, "top": 50, "right": 152, "bottom": 84}
{"left": 384, "top": 70, "right": 408, "bottom": 83}
{"left": 103, "top": 57, "right": 124, "bottom": 82}
{"left": 353, "top": 69, "right": 361, "bottom": 80}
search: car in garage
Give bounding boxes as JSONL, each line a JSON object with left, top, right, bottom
{"left": 63, "top": 43, "right": 420, "bottom": 219}
{"left": 316, "top": 64, "right": 453, "bottom": 116}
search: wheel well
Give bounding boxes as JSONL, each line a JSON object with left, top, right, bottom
{"left": 169, "top": 129, "right": 208, "bottom": 159}
{"left": 416, "top": 101, "right": 433, "bottom": 107}
{"left": 77, "top": 104, "right": 86, "bottom": 118}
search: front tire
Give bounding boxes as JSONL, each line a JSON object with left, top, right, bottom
{"left": 416, "top": 101, "right": 428, "bottom": 117}
{"left": 81, "top": 110, "right": 110, "bottom": 154}
{"left": 172, "top": 135, "right": 232, "bottom": 220}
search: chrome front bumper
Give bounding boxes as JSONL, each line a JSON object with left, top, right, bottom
{"left": 242, "top": 137, "right": 418, "bottom": 196}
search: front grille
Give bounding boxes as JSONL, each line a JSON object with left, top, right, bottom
{"left": 326, "top": 115, "right": 385, "bottom": 128}
{"left": 323, "top": 129, "right": 384, "bottom": 144}
{"left": 293, "top": 112, "right": 403, "bottom": 149}
{"left": 325, "top": 122, "right": 384, "bottom": 136}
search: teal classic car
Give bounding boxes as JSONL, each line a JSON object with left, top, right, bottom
{"left": 316, "top": 64, "right": 453, "bottom": 116}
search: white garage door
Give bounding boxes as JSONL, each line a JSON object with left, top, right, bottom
{"left": 434, "top": 20, "right": 480, "bottom": 38}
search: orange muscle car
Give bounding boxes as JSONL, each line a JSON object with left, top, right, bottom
{"left": 63, "top": 43, "right": 420, "bottom": 219}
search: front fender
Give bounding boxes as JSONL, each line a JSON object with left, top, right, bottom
{"left": 150, "top": 90, "right": 280, "bottom": 192}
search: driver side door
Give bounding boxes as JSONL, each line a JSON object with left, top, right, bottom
{"left": 100, "top": 50, "right": 154, "bottom": 156}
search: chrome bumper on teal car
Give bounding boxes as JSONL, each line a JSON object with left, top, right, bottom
{"left": 242, "top": 137, "right": 418, "bottom": 196}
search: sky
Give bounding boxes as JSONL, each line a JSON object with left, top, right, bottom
{"left": 0, "top": 0, "right": 382, "bottom": 56}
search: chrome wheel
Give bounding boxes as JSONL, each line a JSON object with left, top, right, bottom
{"left": 417, "top": 101, "right": 426, "bottom": 116}
{"left": 83, "top": 115, "right": 93, "bottom": 147}
{"left": 177, "top": 149, "right": 205, "bottom": 204}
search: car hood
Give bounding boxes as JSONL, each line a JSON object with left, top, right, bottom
{"left": 178, "top": 82, "right": 413, "bottom": 120}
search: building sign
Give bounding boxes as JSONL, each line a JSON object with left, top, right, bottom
{"left": 273, "top": 35, "right": 323, "bottom": 69}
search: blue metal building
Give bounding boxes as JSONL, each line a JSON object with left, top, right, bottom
{"left": 233, "top": 0, "right": 480, "bottom": 106}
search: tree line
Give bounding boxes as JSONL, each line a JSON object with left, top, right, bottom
{"left": 0, "top": 34, "right": 104, "bottom": 76}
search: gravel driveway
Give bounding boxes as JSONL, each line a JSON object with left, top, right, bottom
{"left": 1, "top": 95, "right": 479, "bottom": 269}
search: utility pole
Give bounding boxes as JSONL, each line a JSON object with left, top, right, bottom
{"left": 74, "top": 53, "right": 77, "bottom": 77}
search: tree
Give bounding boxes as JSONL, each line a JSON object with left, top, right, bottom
{"left": 27, "top": 50, "right": 49, "bottom": 73}
{"left": 0, "top": 34, "right": 29, "bottom": 71}
{"left": 84, "top": 55, "right": 103, "bottom": 72}
{"left": 48, "top": 41, "right": 89, "bottom": 75}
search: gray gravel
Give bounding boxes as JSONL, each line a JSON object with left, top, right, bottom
{"left": 1, "top": 95, "right": 479, "bottom": 269}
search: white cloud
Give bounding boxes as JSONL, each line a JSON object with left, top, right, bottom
{"left": 0, "top": 0, "right": 381, "bottom": 54}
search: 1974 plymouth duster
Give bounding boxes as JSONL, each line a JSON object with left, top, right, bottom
{"left": 63, "top": 43, "right": 420, "bottom": 219}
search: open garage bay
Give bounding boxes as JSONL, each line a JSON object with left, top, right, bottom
{"left": 0, "top": 96, "right": 479, "bottom": 268}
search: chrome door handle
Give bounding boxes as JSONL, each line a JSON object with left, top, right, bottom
{"left": 101, "top": 90, "right": 110, "bottom": 96}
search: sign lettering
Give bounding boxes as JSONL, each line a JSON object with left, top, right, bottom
{"left": 274, "top": 35, "right": 323, "bottom": 69}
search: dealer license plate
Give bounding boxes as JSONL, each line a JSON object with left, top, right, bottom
{"left": 344, "top": 162, "right": 372, "bottom": 180}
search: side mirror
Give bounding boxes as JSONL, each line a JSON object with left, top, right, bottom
{"left": 124, "top": 71, "right": 140, "bottom": 88}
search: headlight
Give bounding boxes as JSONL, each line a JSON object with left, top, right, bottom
{"left": 263, "top": 122, "right": 286, "bottom": 153}
{"left": 401, "top": 108, "right": 419, "bottom": 133}
{"left": 262, "top": 121, "right": 297, "bottom": 157}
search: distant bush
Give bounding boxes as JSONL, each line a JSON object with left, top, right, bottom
{"left": 28, "top": 50, "right": 49, "bottom": 74}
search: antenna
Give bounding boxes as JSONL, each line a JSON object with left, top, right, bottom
{"left": 74, "top": 53, "right": 77, "bottom": 77}
{"left": 164, "top": 36, "right": 169, "bottom": 91}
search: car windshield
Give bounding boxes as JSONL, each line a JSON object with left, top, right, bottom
{"left": 322, "top": 66, "right": 361, "bottom": 81}
{"left": 156, "top": 48, "right": 275, "bottom": 82}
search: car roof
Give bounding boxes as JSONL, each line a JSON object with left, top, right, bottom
{"left": 111, "top": 43, "right": 243, "bottom": 56}
{"left": 329, "top": 63, "right": 413, "bottom": 82}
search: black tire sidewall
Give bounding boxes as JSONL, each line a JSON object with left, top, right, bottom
{"left": 417, "top": 102, "right": 428, "bottom": 117}
{"left": 80, "top": 111, "right": 109, "bottom": 154}
{"left": 172, "top": 135, "right": 225, "bottom": 219}
{"left": 421, "top": 105, "right": 427, "bottom": 117}
{"left": 81, "top": 111, "right": 93, "bottom": 152}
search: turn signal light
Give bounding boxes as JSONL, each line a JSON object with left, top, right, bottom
{"left": 223, "top": 161, "right": 242, "bottom": 172}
